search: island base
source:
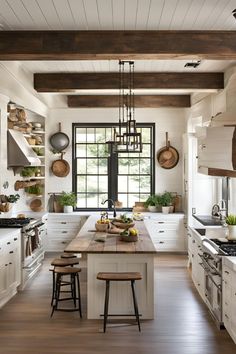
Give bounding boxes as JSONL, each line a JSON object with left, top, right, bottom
{"left": 87, "top": 253, "right": 154, "bottom": 319}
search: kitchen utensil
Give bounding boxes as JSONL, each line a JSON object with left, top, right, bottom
{"left": 51, "top": 152, "right": 70, "bottom": 177}
{"left": 157, "top": 132, "right": 179, "bottom": 169}
{"left": 29, "top": 198, "right": 42, "bottom": 212}
{"left": 50, "top": 123, "right": 70, "bottom": 152}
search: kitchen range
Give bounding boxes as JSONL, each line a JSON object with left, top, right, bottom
{"left": 0, "top": 217, "right": 45, "bottom": 289}
{"left": 194, "top": 230, "right": 236, "bottom": 329}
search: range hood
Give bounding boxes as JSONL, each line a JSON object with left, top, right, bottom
{"left": 196, "top": 125, "right": 236, "bottom": 177}
{"left": 7, "top": 129, "right": 41, "bottom": 168}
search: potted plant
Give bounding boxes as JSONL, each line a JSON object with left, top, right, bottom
{"left": 225, "top": 214, "right": 236, "bottom": 240}
{"left": 144, "top": 195, "right": 159, "bottom": 212}
{"left": 0, "top": 193, "right": 20, "bottom": 213}
{"left": 159, "top": 192, "right": 173, "bottom": 214}
{"left": 58, "top": 191, "right": 77, "bottom": 213}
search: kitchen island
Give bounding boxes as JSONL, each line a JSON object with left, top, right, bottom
{"left": 65, "top": 215, "right": 157, "bottom": 319}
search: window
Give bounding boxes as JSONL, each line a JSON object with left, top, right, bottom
{"left": 72, "top": 123, "right": 155, "bottom": 210}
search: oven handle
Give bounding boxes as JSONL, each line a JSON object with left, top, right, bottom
{"left": 198, "top": 253, "right": 221, "bottom": 276}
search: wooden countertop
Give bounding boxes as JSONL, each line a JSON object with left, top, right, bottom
{"left": 65, "top": 215, "right": 157, "bottom": 254}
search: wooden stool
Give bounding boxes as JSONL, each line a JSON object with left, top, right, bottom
{"left": 61, "top": 253, "right": 77, "bottom": 259}
{"left": 51, "top": 267, "right": 82, "bottom": 318}
{"left": 50, "top": 258, "right": 80, "bottom": 306}
{"left": 97, "top": 272, "right": 142, "bottom": 332}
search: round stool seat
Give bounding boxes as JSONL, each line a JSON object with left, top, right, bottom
{"left": 54, "top": 266, "right": 81, "bottom": 275}
{"left": 97, "top": 272, "right": 142, "bottom": 281}
{"left": 61, "top": 253, "right": 77, "bottom": 259}
{"left": 51, "top": 258, "right": 79, "bottom": 267}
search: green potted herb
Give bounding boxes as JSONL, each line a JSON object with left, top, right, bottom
{"left": 144, "top": 195, "right": 160, "bottom": 212}
{"left": 25, "top": 185, "right": 43, "bottom": 196}
{"left": 58, "top": 191, "right": 77, "bottom": 213}
{"left": 159, "top": 192, "right": 173, "bottom": 214}
{"left": 20, "top": 167, "right": 38, "bottom": 177}
{"left": 225, "top": 215, "right": 236, "bottom": 240}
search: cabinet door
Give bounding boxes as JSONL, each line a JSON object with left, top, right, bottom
{"left": 0, "top": 263, "right": 8, "bottom": 298}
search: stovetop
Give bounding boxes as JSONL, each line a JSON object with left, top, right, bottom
{"left": 0, "top": 218, "right": 32, "bottom": 228}
{"left": 211, "top": 238, "right": 236, "bottom": 257}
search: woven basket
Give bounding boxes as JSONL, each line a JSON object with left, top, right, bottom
{"left": 0, "top": 202, "right": 11, "bottom": 212}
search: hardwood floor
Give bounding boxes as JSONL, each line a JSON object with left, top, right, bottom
{"left": 0, "top": 254, "right": 235, "bottom": 354}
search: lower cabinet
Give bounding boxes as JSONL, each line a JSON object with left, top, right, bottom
{"left": 190, "top": 230, "right": 205, "bottom": 300}
{"left": 144, "top": 214, "right": 186, "bottom": 252}
{"left": 222, "top": 263, "right": 236, "bottom": 344}
{"left": 45, "top": 214, "right": 87, "bottom": 252}
{"left": 0, "top": 230, "right": 21, "bottom": 308}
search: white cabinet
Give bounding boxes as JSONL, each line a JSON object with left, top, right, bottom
{"left": 190, "top": 229, "right": 205, "bottom": 300}
{"left": 0, "top": 230, "right": 21, "bottom": 308}
{"left": 144, "top": 214, "right": 186, "bottom": 252}
{"left": 45, "top": 214, "right": 87, "bottom": 252}
{"left": 222, "top": 262, "right": 236, "bottom": 344}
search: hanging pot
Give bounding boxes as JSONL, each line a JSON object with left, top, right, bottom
{"left": 51, "top": 153, "right": 70, "bottom": 177}
{"left": 157, "top": 132, "right": 179, "bottom": 169}
{"left": 50, "top": 122, "right": 70, "bottom": 152}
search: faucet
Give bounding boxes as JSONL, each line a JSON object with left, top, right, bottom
{"left": 101, "top": 199, "right": 117, "bottom": 218}
{"left": 218, "top": 200, "right": 227, "bottom": 220}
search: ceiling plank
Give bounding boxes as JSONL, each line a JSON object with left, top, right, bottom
{"left": 0, "top": 31, "right": 236, "bottom": 60}
{"left": 67, "top": 95, "right": 191, "bottom": 108}
{"left": 34, "top": 72, "right": 223, "bottom": 92}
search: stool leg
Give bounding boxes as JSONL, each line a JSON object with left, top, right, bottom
{"left": 51, "top": 269, "right": 55, "bottom": 306}
{"left": 72, "top": 274, "right": 77, "bottom": 307}
{"left": 51, "top": 273, "right": 61, "bottom": 317}
{"left": 76, "top": 273, "right": 82, "bottom": 318}
{"left": 131, "top": 280, "right": 141, "bottom": 332}
{"left": 103, "top": 280, "right": 110, "bottom": 333}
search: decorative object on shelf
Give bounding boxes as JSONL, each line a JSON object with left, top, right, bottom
{"left": 8, "top": 104, "right": 33, "bottom": 133}
{"left": 58, "top": 191, "right": 77, "bottom": 213}
{"left": 20, "top": 166, "right": 39, "bottom": 177}
{"left": 32, "top": 147, "right": 44, "bottom": 156}
{"left": 157, "top": 132, "right": 179, "bottom": 169}
{"left": 29, "top": 198, "right": 42, "bottom": 212}
{"left": 159, "top": 191, "right": 174, "bottom": 214}
{"left": 106, "top": 60, "right": 142, "bottom": 153}
{"left": 0, "top": 193, "right": 20, "bottom": 212}
{"left": 14, "top": 180, "right": 42, "bottom": 191}
{"left": 225, "top": 214, "right": 236, "bottom": 240}
{"left": 24, "top": 184, "right": 43, "bottom": 196}
{"left": 51, "top": 152, "right": 70, "bottom": 177}
{"left": 50, "top": 123, "right": 70, "bottom": 152}
{"left": 144, "top": 195, "right": 160, "bottom": 212}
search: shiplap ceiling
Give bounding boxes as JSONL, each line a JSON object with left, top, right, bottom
{"left": 0, "top": 0, "right": 236, "bottom": 31}
{"left": 1, "top": 0, "right": 236, "bottom": 100}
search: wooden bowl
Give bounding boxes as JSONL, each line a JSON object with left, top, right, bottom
{"left": 112, "top": 221, "right": 135, "bottom": 229}
{"left": 120, "top": 234, "right": 138, "bottom": 242}
{"left": 95, "top": 223, "right": 109, "bottom": 232}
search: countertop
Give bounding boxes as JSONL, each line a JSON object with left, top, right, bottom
{"left": 65, "top": 215, "right": 157, "bottom": 254}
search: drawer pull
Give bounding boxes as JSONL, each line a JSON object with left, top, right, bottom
{"left": 158, "top": 241, "right": 164, "bottom": 244}
{"left": 158, "top": 222, "right": 164, "bottom": 224}
{"left": 61, "top": 241, "right": 67, "bottom": 244}
{"left": 61, "top": 222, "right": 67, "bottom": 224}
{"left": 225, "top": 314, "right": 229, "bottom": 319}
{"left": 5, "top": 264, "right": 8, "bottom": 266}
{"left": 9, "top": 262, "right": 12, "bottom": 265}
{"left": 14, "top": 238, "right": 18, "bottom": 241}
{"left": 62, "top": 231, "right": 68, "bottom": 234}
{"left": 7, "top": 242, "right": 11, "bottom": 245}
{"left": 224, "top": 270, "right": 229, "bottom": 274}
{"left": 9, "top": 251, "right": 14, "bottom": 254}
{"left": 158, "top": 230, "right": 164, "bottom": 233}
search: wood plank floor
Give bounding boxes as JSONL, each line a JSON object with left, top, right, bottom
{"left": 0, "top": 254, "right": 235, "bottom": 354}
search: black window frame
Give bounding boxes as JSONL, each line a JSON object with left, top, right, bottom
{"left": 72, "top": 122, "right": 155, "bottom": 211}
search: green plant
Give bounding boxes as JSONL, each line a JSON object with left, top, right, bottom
{"left": 58, "top": 191, "right": 77, "bottom": 207}
{"left": 25, "top": 185, "right": 43, "bottom": 195}
{"left": 20, "top": 167, "right": 38, "bottom": 177}
{"left": 32, "top": 147, "right": 44, "bottom": 156}
{"left": 159, "top": 192, "right": 173, "bottom": 207}
{"left": 144, "top": 195, "right": 160, "bottom": 207}
{"left": 6, "top": 194, "right": 20, "bottom": 203}
{"left": 225, "top": 215, "right": 236, "bottom": 225}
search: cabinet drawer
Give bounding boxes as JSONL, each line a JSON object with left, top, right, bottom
{"left": 154, "top": 239, "right": 184, "bottom": 252}
{"left": 151, "top": 229, "right": 179, "bottom": 239}
{"left": 47, "top": 230, "right": 77, "bottom": 239}
{"left": 47, "top": 224, "right": 80, "bottom": 231}
{"left": 47, "top": 215, "right": 83, "bottom": 222}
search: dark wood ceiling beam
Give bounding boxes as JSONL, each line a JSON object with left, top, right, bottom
{"left": 0, "top": 31, "right": 236, "bottom": 60}
{"left": 67, "top": 95, "right": 191, "bottom": 108}
{"left": 34, "top": 72, "right": 224, "bottom": 92}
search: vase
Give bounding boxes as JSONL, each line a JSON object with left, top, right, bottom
{"left": 162, "top": 206, "right": 170, "bottom": 214}
{"left": 63, "top": 205, "right": 73, "bottom": 213}
{"left": 148, "top": 205, "right": 157, "bottom": 212}
{"left": 227, "top": 225, "right": 236, "bottom": 240}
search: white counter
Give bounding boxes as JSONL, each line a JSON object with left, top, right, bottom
{"left": 223, "top": 256, "right": 236, "bottom": 271}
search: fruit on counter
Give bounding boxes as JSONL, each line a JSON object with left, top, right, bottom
{"left": 96, "top": 219, "right": 110, "bottom": 224}
{"left": 129, "top": 228, "right": 138, "bottom": 236}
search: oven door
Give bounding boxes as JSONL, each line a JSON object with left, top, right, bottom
{"left": 204, "top": 268, "right": 222, "bottom": 326}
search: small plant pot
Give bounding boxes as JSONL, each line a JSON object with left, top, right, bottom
{"left": 63, "top": 205, "right": 73, "bottom": 213}
{"left": 148, "top": 205, "right": 157, "bottom": 212}
{"left": 227, "top": 225, "right": 236, "bottom": 240}
{"left": 162, "top": 206, "right": 170, "bottom": 214}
